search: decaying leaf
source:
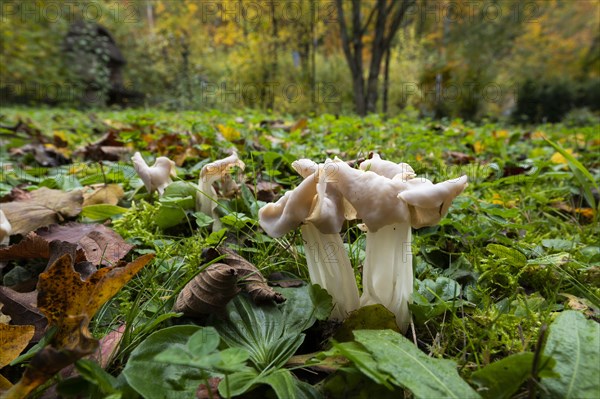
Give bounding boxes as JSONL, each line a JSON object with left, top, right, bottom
{"left": 1, "top": 242, "right": 154, "bottom": 399}
{"left": 37, "top": 223, "right": 133, "bottom": 266}
{"left": 0, "top": 232, "right": 51, "bottom": 262}
{"left": 204, "top": 247, "right": 285, "bottom": 304}
{"left": 82, "top": 184, "right": 124, "bottom": 206}
{"left": 0, "top": 223, "right": 132, "bottom": 267}
{"left": 0, "top": 324, "right": 35, "bottom": 367}
{"left": 37, "top": 241, "right": 153, "bottom": 349}
{"left": 0, "top": 287, "right": 47, "bottom": 342}
{"left": 174, "top": 264, "right": 240, "bottom": 317}
{"left": 196, "top": 377, "right": 222, "bottom": 399}
{"left": 0, "top": 187, "right": 83, "bottom": 236}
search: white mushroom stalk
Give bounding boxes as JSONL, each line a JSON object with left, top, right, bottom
{"left": 258, "top": 162, "right": 360, "bottom": 321}
{"left": 196, "top": 152, "right": 245, "bottom": 231}
{"left": 0, "top": 209, "right": 12, "bottom": 246}
{"left": 131, "top": 152, "right": 177, "bottom": 196}
{"left": 326, "top": 154, "right": 468, "bottom": 332}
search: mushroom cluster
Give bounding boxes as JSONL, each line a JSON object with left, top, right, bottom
{"left": 258, "top": 154, "right": 467, "bottom": 332}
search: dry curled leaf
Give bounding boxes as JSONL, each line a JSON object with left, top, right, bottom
{"left": 205, "top": 247, "right": 285, "bottom": 304}
{"left": 174, "top": 263, "right": 240, "bottom": 317}
{"left": 0, "top": 187, "right": 83, "bottom": 236}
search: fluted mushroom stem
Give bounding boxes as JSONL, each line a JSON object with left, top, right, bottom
{"left": 360, "top": 223, "right": 413, "bottom": 332}
{"left": 301, "top": 223, "right": 360, "bottom": 321}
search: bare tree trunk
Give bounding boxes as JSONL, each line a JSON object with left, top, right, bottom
{"left": 337, "top": 0, "right": 415, "bottom": 116}
{"left": 383, "top": 45, "right": 391, "bottom": 116}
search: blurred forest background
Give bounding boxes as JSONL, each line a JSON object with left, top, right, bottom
{"left": 1, "top": 0, "right": 599, "bottom": 123}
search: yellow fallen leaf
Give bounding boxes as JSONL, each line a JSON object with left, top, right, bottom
{"left": 217, "top": 124, "right": 241, "bottom": 141}
{"left": 493, "top": 130, "right": 509, "bottom": 139}
{"left": 473, "top": 141, "right": 485, "bottom": 154}
{"left": 37, "top": 249, "right": 154, "bottom": 349}
{"left": 82, "top": 184, "right": 124, "bottom": 206}
{"left": 550, "top": 148, "right": 574, "bottom": 167}
{"left": 0, "top": 324, "right": 35, "bottom": 367}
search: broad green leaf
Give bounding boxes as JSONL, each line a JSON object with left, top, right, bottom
{"left": 542, "top": 239, "right": 576, "bottom": 251}
{"left": 541, "top": 311, "right": 600, "bottom": 398}
{"left": 353, "top": 329, "right": 480, "bottom": 399}
{"left": 276, "top": 284, "right": 332, "bottom": 332}
{"left": 80, "top": 204, "right": 128, "bottom": 221}
{"left": 329, "top": 341, "right": 394, "bottom": 390}
{"left": 471, "top": 352, "right": 557, "bottom": 399}
{"left": 123, "top": 325, "right": 206, "bottom": 399}
{"left": 258, "top": 369, "right": 298, "bottom": 399}
{"left": 487, "top": 244, "right": 527, "bottom": 267}
{"left": 163, "top": 181, "right": 197, "bottom": 199}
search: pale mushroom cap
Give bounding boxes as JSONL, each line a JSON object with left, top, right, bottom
{"left": 197, "top": 151, "right": 246, "bottom": 224}
{"left": 199, "top": 152, "right": 245, "bottom": 185}
{"left": 360, "top": 153, "right": 415, "bottom": 181}
{"left": 258, "top": 173, "right": 317, "bottom": 237}
{"left": 131, "top": 152, "right": 175, "bottom": 195}
{"left": 324, "top": 158, "right": 412, "bottom": 232}
{"left": 324, "top": 157, "right": 467, "bottom": 232}
{"left": 399, "top": 175, "right": 468, "bottom": 228}
{"left": 0, "top": 209, "right": 11, "bottom": 243}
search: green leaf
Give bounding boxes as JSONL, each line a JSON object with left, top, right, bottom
{"left": 544, "top": 136, "right": 598, "bottom": 213}
{"left": 486, "top": 244, "right": 527, "bottom": 267}
{"left": 163, "top": 181, "right": 198, "bottom": 200}
{"left": 542, "top": 239, "right": 576, "bottom": 251}
{"left": 353, "top": 329, "right": 480, "bottom": 398}
{"left": 330, "top": 341, "right": 395, "bottom": 390}
{"left": 541, "top": 311, "right": 600, "bottom": 398}
{"left": 276, "top": 284, "right": 333, "bottom": 332}
{"left": 75, "top": 359, "right": 119, "bottom": 395}
{"left": 80, "top": 204, "right": 128, "bottom": 221}
{"left": 471, "top": 352, "right": 557, "bottom": 399}
{"left": 123, "top": 325, "right": 207, "bottom": 399}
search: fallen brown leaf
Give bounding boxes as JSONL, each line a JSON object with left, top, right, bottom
{"left": 0, "top": 287, "right": 47, "bottom": 342}
{"left": 1, "top": 188, "right": 83, "bottom": 236}
{"left": 37, "top": 223, "right": 133, "bottom": 266}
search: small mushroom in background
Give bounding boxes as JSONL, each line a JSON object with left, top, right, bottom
{"left": 258, "top": 160, "right": 360, "bottom": 321}
{"left": 196, "top": 152, "right": 245, "bottom": 231}
{"left": 325, "top": 154, "right": 467, "bottom": 332}
{"left": 131, "top": 152, "right": 176, "bottom": 196}
{"left": 0, "top": 209, "right": 11, "bottom": 246}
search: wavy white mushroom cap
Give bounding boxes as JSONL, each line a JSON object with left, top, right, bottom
{"left": 359, "top": 153, "right": 415, "bottom": 181}
{"left": 131, "top": 152, "right": 176, "bottom": 196}
{"left": 325, "top": 157, "right": 467, "bottom": 231}
{"left": 0, "top": 209, "right": 11, "bottom": 244}
{"left": 258, "top": 160, "right": 351, "bottom": 237}
{"left": 258, "top": 172, "right": 317, "bottom": 237}
{"left": 197, "top": 152, "right": 245, "bottom": 216}
{"left": 292, "top": 159, "right": 318, "bottom": 179}
{"left": 399, "top": 175, "right": 468, "bottom": 228}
